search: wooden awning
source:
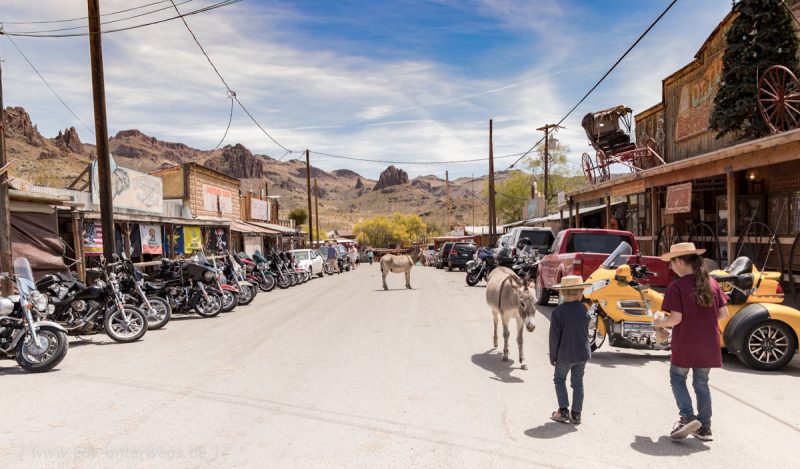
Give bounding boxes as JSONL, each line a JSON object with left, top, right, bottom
{"left": 568, "top": 128, "right": 800, "bottom": 203}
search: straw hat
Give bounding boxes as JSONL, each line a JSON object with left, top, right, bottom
{"left": 659, "top": 242, "right": 706, "bottom": 261}
{"left": 551, "top": 275, "right": 592, "bottom": 291}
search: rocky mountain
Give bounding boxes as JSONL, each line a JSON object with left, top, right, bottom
{"left": 4, "top": 106, "right": 522, "bottom": 230}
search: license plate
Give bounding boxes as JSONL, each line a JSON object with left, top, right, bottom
{"left": 461, "top": 253, "right": 469, "bottom": 257}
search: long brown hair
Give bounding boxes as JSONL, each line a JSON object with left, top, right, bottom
{"left": 676, "top": 254, "right": 713, "bottom": 308}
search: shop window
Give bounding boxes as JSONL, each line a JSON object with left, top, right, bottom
{"left": 768, "top": 194, "right": 792, "bottom": 235}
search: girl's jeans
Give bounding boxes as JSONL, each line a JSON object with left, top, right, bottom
{"left": 554, "top": 361, "right": 586, "bottom": 413}
{"left": 670, "top": 365, "right": 712, "bottom": 427}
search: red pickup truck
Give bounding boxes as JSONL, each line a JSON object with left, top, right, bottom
{"left": 535, "top": 228, "right": 672, "bottom": 305}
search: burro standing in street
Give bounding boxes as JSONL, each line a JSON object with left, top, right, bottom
{"left": 548, "top": 275, "right": 592, "bottom": 425}
{"left": 654, "top": 243, "right": 729, "bottom": 442}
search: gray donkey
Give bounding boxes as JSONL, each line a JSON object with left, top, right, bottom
{"left": 485, "top": 267, "right": 537, "bottom": 370}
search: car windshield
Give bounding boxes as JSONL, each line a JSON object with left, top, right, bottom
{"left": 293, "top": 250, "right": 310, "bottom": 260}
{"left": 601, "top": 241, "right": 633, "bottom": 269}
{"left": 565, "top": 233, "right": 630, "bottom": 254}
{"left": 13, "top": 257, "right": 35, "bottom": 296}
{"left": 519, "top": 230, "right": 553, "bottom": 248}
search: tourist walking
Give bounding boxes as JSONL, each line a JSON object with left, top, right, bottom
{"left": 326, "top": 241, "right": 340, "bottom": 274}
{"left": 548, "top": 276, "right": 592, "bottom": 425}
{"left": 367, "top": 250, "right": 374, "bottom": 265}
{"left": 654, "top": 243, "right": 729, "bottom": 441}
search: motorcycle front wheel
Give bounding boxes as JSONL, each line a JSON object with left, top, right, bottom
{"left": 258, "top": 275, "right": 276, "bottom": 292}
{"left": 277, "top": 275, "right": 290, "bottom": 289}
{"left": 15, "top": 325, "right": 69, "bottom": 372}
{"left": 105, "top": 305, "right": 148, "bottom": 343}
{"left": 466, "top": 270, "right": 482, "bottom": 286}
{"left": 288, "top": 273, "right": 298, "bottom": 287}
{"left": 238, "top": 285, "right": 257, "bottom": 305}
{"left": 195, "top": 292, "right": 223, "bottom": 317}
{"left": 221, "top": 290, "right": 239, "bottom": 312}
{"left": 143, "top": 296, "right": 171, "bottom": 330}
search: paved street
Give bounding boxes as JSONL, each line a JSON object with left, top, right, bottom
{"left": 1, "top": 264, "right": 799, "bottom": 468}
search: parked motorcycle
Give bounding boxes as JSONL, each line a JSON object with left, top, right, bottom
{"left": 251, "top": 252, "right": 277, "bottom": 292}
{"left": 153, "top": 255, "right": 223, "bottom": 318}
{"left": 0, "top": 257, "right": 69, "bottom": 372}
{"left": 223, "top": 253, "right": 258, "bottom": 305}
{"left": 116, "top": 253, "right": 171, "bottom": 330}
{"left": 465, "top": 247, "right": 497, "bottom": 286}
{"left": 582, "top": 241, "right": 800, "bottom": 370}
{"left": 37, "top": 257, "right": 148, "bottom": 343}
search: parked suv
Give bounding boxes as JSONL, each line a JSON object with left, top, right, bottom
{"left": 437, "top": 242, "right": 456, "bottom": 269}
{"left": 495, "top": 227, "right": 555, "bottom": 267}
{"left": 447, "top": 242, "right": 478, "bottom": 271}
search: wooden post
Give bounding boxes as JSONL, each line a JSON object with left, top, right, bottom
{"left": 305, "top": 149, "right": 313, "bottom": 248}
{"left": 313, "top": 177, "right": 320, "bottom": 247}
{"left": 727, "top": 169, "right": 736, "bottom": 266}
{"left": 0, "top": 61, "right": 12, "bottom": 294}
{"left": 70, "top": 208, "right": 86, "bottom": 282}
{"left": 575, "top": 201, "right": 581, "bottom": 228}
{"left": 605, "top": 196, "right": 612, "bottom": 229}
{"left": 122, "top": 223, "right": 132, "bottom": 257}
{"left": 445, "top": 170, "right": 451, "bottom": 230}
{"left": 88, "top": 0, "right": 115, "bottom": 259}
{"left": 650, "top": 187, "right": 659, "bottom": 255}
{"left": 488, "top": 119, "right": 496, "bottom": 244}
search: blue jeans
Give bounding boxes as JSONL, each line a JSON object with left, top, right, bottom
{"left": 554, "top": 361, "right": 586, "bottom": 413}
{"left": 670, "top": 365, "right": 712, "bottom": 427}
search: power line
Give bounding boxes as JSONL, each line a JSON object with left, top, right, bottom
{"left": 2, "top": 33, "right": 95, "bottom": 136}
{"left": 308, "top": 150, "right": 526, "bottom": 165}
{"left": 6, "top": 0, "right": 195, "bottom": 35}
{"left": 213, "top": 92, "right": 235, "bottom": 150}
{"left": 505, "top": 0, "right": 678, "bottom": 171}
{"left": 167, "top": 0, "right": 294, "bottom": 155}
{"left": 0, "top": 0, "right": 188, "bottom": 25}
{"left": 0, "top": 0, "right": 240, "bottom": 38}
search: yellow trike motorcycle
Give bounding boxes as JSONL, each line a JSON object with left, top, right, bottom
{"left": 582, "top": 242, "right": 800, "bottom": 371}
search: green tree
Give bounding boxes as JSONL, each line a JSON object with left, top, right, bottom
{"left": 710, "top": 0, "right": 799, "bottom": 139}
{"left": 483, "top": 172, "right": 532, "bottom": 224}
{"left": 526, "top": 139, "right": 581, "bottom": 211}
{"left": 353, "top": 213, "right": 430, "bottom": 247}
{"left": 288, "top": 208, "right": 308, "bottom": 227}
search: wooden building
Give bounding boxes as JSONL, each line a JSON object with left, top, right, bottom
{"left": 565, "top": 7, "right": 800, "bottom": 287}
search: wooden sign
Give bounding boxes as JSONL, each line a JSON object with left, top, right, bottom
{"left": 665, "top": 182, "right": 692, "bottom": 214}
{"left": 675, "top": 54, "right": 723, "bottom": 141}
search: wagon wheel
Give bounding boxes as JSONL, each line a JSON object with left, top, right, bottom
{"left": 656, "top": 224, "right": 683, "bottom": 257}
{"left": 758, "top": 65, "right": 800, "bottom": 133}
{"left": 595, "top": 150, "right": 611, "bottom": 183}
{"left": 582, "top": 153, "right": 596, "bottom": 185}
{"left": 686, "top": 222, "right": 722, "bottom": 269}
{"left": 789, "top": 231, "right": 800, "bottom": 296}
{"left": 736, "top": 221, "right": 784, "bottom": 287}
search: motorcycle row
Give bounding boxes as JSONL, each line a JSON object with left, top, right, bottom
{"left": 0, "top": 249, "right": 317, "bottom": 373}
{"left": 464, "top": 238, "right": 800, "bottom": 371}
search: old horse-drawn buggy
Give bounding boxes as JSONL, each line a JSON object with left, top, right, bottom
{"left": 580, "top": 105, "right": 666, "bottom": 185}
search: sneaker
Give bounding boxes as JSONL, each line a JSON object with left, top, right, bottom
{"left": 693, "top": 426, "right": 713, "bottom": 441}
{"left": 550, "top": 408, "right": 570, "bottom": 424}
{"left": 670, "top": 416, "right": 701, "bottom": 440}
{"left": 570, "top": 411, "right": 582, "bottom": 425}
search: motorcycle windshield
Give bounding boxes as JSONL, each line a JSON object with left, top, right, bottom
{"left": 13, "top": 257, "right": 36, "bottom": 297}
{"left": 600, "top": 242, "right": 632, "bottom": 269}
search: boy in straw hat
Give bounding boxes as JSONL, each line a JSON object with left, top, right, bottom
{"left": 549, "top": 275, "right": 592, "bottom": 425}
{"left": 654, "top": 242, "right": 729, "bottom": 441}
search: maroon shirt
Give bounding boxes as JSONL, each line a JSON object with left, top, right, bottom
{"left": 661, "top": 274, "right": 728, "bottom": 368}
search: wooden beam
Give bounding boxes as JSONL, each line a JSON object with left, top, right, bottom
{"left": 650, "top": 187, "right": 659, "bottom": 255}
{"left": 575, "top": 201, "right": 581, "bottom": 228}
{"left": 70, "top": 208, "right": 85, "bottom": 282}
{"left": 727, "top": 169, "right": 736, "bottom": 266}
{"left": 605, "top": 196, "right": 612, "bottom": 229}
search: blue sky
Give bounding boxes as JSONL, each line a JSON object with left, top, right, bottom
{"left": 0, "top": 0, "right": 733, "bottom": 179}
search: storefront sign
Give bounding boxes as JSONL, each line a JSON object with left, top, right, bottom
{"left": 139, "top": 224, "right": 163, "bottom": 255}
{"left": 203, "top": 184, "right": 233, "bottom": 214}
{"left": 665, "top": 182, "right": 693, "bottom": 214}
{"left": 183, "top": 226, "right": 203, "bottom": 253}
{"left": 250, "top": 198, "right": 270, "bottom": 221}
{"left": 452, "top": 226, "right": 465, "bottom": 236}
{"left": 675, "top": 54, "right": 723, "bottom": 141}
{"left": 91, "top": 156, "right": 163, "bottom": 213}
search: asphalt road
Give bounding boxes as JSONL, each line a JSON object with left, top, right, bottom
{"left": 1, "top": 264, "right": 799, "bottom": 468}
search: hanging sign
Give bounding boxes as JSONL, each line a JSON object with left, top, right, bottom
{"left": 83, "top": 221, "right": 104, "bottom": 256}
{"left": 250, "top": 198, "right": 269, "bottom": 221}
{"left": 91, "top": 155, "right": 163, "bottom": 213}
{"left": 183, "top": 226, "right": 203, "bottom": 253}
{"left": 139, "top": 224, "right": 163, "bottom": 255}
{"left": 665, "top": 182, "right": 693, "bottom": 214}
{"left": 203, "top": 184, "right": 233, "bottom": 214}
{"left": 207, "top": 227, "right": 228, "bottom": 252}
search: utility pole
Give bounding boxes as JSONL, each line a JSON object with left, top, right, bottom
{"left": 88, "top": 0, "right": 115, "bottom": 259}
{"left": 488, "top": 119, "right": 497, "bottom": 244}
{"left": 305, "top": 149, "right": 313, "bottom": 247}
{"left": 445, "top": 170, "right": 451, "bottom": 231}
{"left": 313, "top": 178, "right": 320, "bottom": 246}
{"left": 0, "top": 60, "right": 12, "bottom": 295}
{"left": 536, "top": 123, "right": 563, "bottom": 217}
{"left": 471, "top": 173, "right": 475, "bottom": 229}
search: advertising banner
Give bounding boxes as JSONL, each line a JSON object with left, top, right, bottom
{"left": 83, "top": 221, "right": 103, "bottom": 256}
{"left": 91, "top": 155, "right": 163, "bottom": 213}
{"left": 139, "top": 224, "right": 163, "bottom": 255}
{"left": 250, "top": 198, "right": 269, "bottom": 221}
{"left": 203, "top": 184, "right": 233, "bottom": 214}
{"left": 183, "top": 226, "right": 203, "bottom": 253}
{"left": 207, "top": 227, "right": 228, "bottom": 252}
